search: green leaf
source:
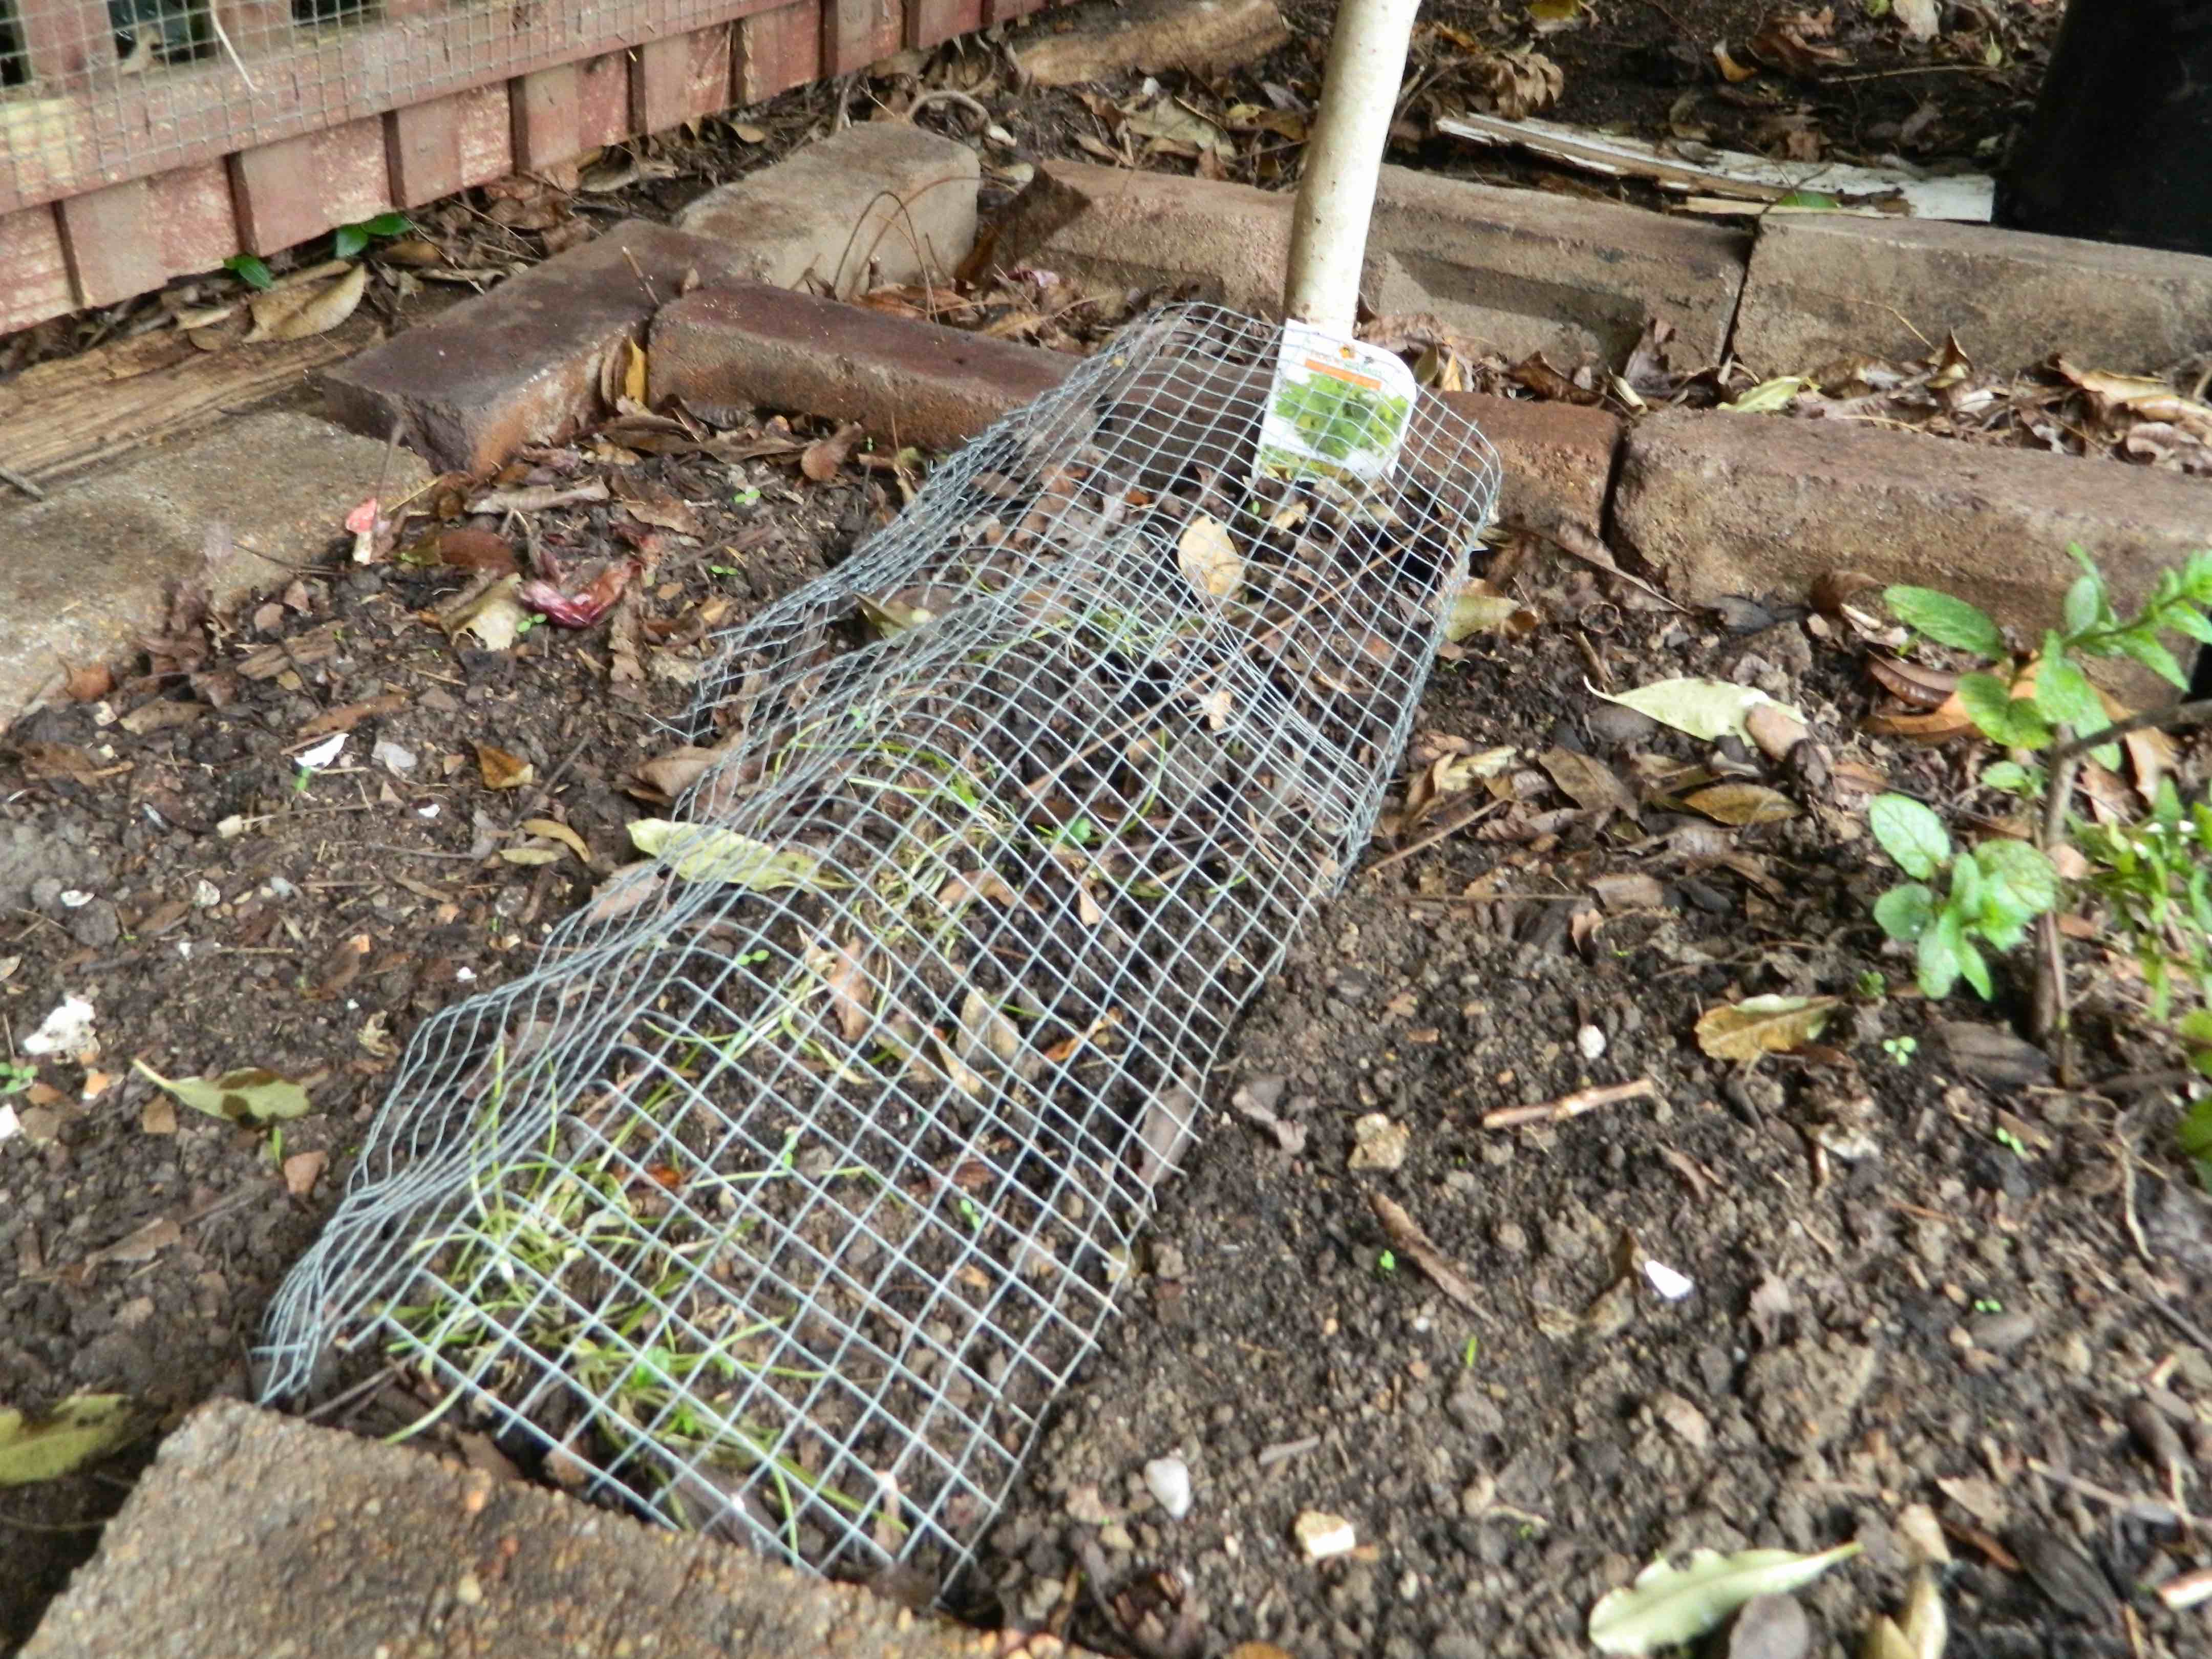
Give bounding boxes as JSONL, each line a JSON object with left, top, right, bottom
{"left": 2183, "top": 549, "right": 2212, "bottom": 604}
{"left": 360, "top": 210, "right": 413, "bottom": 238}
{"left": 132, "top": 1060, "right": 311, "bottom": 1124}
{"left": 2164, "top": 605, "right": 2212, "bottom": 647}
{"left": 2032, "top": 649, "right": 2103, "bottom": 731}
{"left": 223, "top": 252, "right": 275, "bottom": 291}
{"left": 628, "top": 819, "right": 839, "bottom": 891}
{"left": 332, "top": 223, "right": 368, "bottom": 259}
{"left": 2061, "top": 573, "right": 2102, "bottom": 637}
{"left": 1956, "top": 935, "right": 1993, "bottom": 998}
{"left": 0, "top": 1394, "right": 142, "bottom": 1487}
{"left": 1949, "top": 847, "right": 1983, "bottom": 916}
{"left": 1979, "top": 760, "right": 2034, "bottom": 793}
{"left": 1587, "top": 1543, "right": 1862, "bottom": 1655}
{"left": 1883, "top": 586, "right": 2005, "bottom": 658}
{"left": 1976, "top": 838, "right": 2060, "bottom": 918}
{"left": 1773, "top": 189, "right": 1840, "bottom": 210}
{"left": 1873, "top": 883, "right": 1934, "bottom": 942}
{"left": 2115, "top": 630, "right": 2189, "bottom": 690}
{"left": 1869, "top": 795, "right": 1949, "bottom": 880}
{"left": 1955, "top": 673, "right": 2052, "bottom": 749}
{"left": 1917, "top": 913, "right": 1963, "bottom": 999}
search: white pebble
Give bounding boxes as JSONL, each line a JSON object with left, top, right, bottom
{"left": 1294, "top": 1509, "right": 1357, "bottom": 1561}
{"left": 1578, "top": 1024, "right": 1606, "bottom": 1060}
{"left": 1143, "top": 1455, "right": 1192, "bottom": 1520}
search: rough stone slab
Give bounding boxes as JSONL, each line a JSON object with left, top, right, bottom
{"left": 967, "top": 160, "right": 1291, "bottom": 314}
{"left": 1733, "top": 214, "right": 2212, "bottom": 376}
{"left": 22, "top": 1400, "right": 1099, "bottom": 1659}
{"left": 323, "top": 220, "right": 768, "bottom": 476}
{"left": 1363, "top": 166, "right": 1748, "bottom": 366}
{"left": 0, "top": 411, "right": 429, "bottom": 721}
{"left": 1010, "top": 0, "right": 1290, "bottom": 87}
{"left": 974, "top": 160, "right": 1749, "bottom": 365}
{"left": 1613, "top": 408, "right": 2212, "bottom": 653}
{"left": 674, "top": 123, "right": 981, "bottom": 297}
{"left": 650, "top": 281, "right": 1075, "bottom": 450}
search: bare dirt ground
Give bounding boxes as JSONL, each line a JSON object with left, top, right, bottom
{"left": 9, "top": 3, "right": 2212, "bottom": 1657}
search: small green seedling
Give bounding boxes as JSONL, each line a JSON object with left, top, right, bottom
{"left": 1994, "top": 1126, "right": 2027, "bottom": 1156}
{"left": 1856, "top": 969, "right": 1888, "bottom": 1001}
{"left": 958, "top": 1196, "right": 983, "bottom": 1232}
{"left": 333, "top": 211, "right": 415, "bottom": 260}
{"left": 1973, "top": 1297, "right": 2003, "bottom": 1314}
{"left": 1869, "top": 795, "right": 2057, "bottom": 999}
{"left": 224, "top": 252, "right": 275, "bottom": 291}
{"left": 1462, "top": 1335, "right": 1479, "bottom": 1369}
{"left": 1375, "top": 1249, "right": 1398, "bottom": 1277}
{"left": 0, "top": 1060, "right": 34, "bottom": 1096}
{"left": 732, "top": 485, "right": 761, "bottom": 506}
{"left": 1881, "top": 1035, "right": 1917, "bottom": 1067}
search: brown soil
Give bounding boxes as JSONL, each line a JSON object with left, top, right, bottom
{"left": 8, "top": 4, "right": 2212, "bottom": 1658}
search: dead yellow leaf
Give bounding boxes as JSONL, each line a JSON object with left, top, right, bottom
{"left": 1682, "top": 781, "right": 1797, "bottom": 825}
{"left": 475, "top": 743, "right": 535, "bottom": 790}
{"left": 245, "top": 263, "right": 367, "bottom": 343}
{"left": 1177, "top": 514, "right": 1243, "bottom": 599}
{"left": 1694, "top": 994, "right": 1840, "bottom": 1062}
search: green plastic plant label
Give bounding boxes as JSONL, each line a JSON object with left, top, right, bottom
{"left": 1256, "top": 323, "right": 1417, "bottom": 489}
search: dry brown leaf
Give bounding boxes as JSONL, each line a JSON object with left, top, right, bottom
{"left": 1683, "top": 781, "right": 1796, "bottom": 825}
{"left": 245, "top": 263, "right": 367, "bottom": 343}
{"left": 629, "top": 746, "right": 725, "bottom": 802}
{"left": 521, "top": 817, "right": 591, "bottom": 862}
{"left": 1176, "top": 513, "right": 1244, "bottom": 599}
{"left": 800, "top": 422, "right": 864, "bottom": 482}
{"left": 1694, "top": 994, "right": 1840, "bottom": 1062}
{"left": 475, "top": 743, "right": 535, "bottom": 790}
{"left": 1865, "top": 695, "right": 1974, "bottom": 743}
{"left": 1538, "top": 748, "right": 1635, "bottom": 817}
{"left": 399, "top": 526, "right": 518, "bottom": 575}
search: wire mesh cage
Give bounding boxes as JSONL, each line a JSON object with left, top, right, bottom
{"left": 258, "top": 304, "right": 1502, "bottom": 1591}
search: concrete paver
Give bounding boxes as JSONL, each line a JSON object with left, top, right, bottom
{"left": 1613, "top": 407, "right": 2212, "bottom": 663}
{"left": 23, "top": 1399, "right": 1096, "bottom": 1659}
{"left": 0, "top": 411, "right": 429, "bottom": 720}
{"left": 673, "top": 122, "right": 980, "bottom": 297}
{"left": 1732, "top": 214, "right": 2212, "bottom": 376}
{"left": 974, "top": 160, "right": 1749, "bottom": 364}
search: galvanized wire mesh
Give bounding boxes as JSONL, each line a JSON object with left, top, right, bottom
{"left": 258, "top": 304, "right": 1501, "bottom": 1590}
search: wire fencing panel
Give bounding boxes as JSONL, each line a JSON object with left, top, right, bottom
{"left": 0, "top": 0, "right": 724, "bottom": 212}
{"left": 258, "top": 305, "right": 1500, "bottom": 1589}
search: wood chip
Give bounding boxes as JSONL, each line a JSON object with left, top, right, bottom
{"left": 1368, "top": 1193, "right": 1482, "bottom": 1315}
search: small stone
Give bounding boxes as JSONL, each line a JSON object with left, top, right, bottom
{"left": 1348, "top": 1113, "right": 1409, "bottom": 1172}
{"left": 1725, "top": 1592, "right": 1809, "bottom": 1659}
{"left": 453, "top": 1571, "right": 483, "bottom": 1606}
{"left": 1294, "top": 1510, "right": 1357, "bottom": 1562}
{"left": 1649, "top": 1390, "right": 1711, "bottom": 1453}
{"left": 1577, "top": 1023, "right": 1606, "bottom": 1060}
{"left": 1143, "top": 1454, "right": 1192, "bottom": 1520}
{"left": 1965, "top": 1309, "right": 2036, "bottom": 1352}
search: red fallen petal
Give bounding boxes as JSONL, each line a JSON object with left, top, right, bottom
{"left": 519, "top": 560, "right": 634, "bottom": 628}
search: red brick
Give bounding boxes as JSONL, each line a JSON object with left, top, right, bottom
{"left": 1613, "top": 408, "right": 2212, "bottom": 672}
{"left": 57, "top": 180, "right": 163, "bottom": 310}
{"left": 1439, "top": 393, "right": 1619, "bottom": 539}
{"left": 321, "top": 221, "right": 773, "bottom": 475}
{"left": 823, "top": 0, "right": 902, "bottom": 75}
{"left": 649, "top": 282, "right": 1075, "bottom": 451}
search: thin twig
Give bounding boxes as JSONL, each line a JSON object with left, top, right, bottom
{"left": 2048, "top": 695, "right": 2212, "bottom": 763}
{"left": 205, "top": 0, "right": 259, "bottom": 93}
{"left": 1364, "top": 802, "right": 1509, "bottom": 876}
{"left": 2028, "top": 1457, "right": 2192, "bottom": 1526}
{"left": 0, "top": 461, "right": 47, "bottom": 500}
{"left": 2032, "top": 720, "right": 2079, "bottom": 1075}
{"left": 1483, "top": 1076, "right": 1657, "bottom": 1130}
